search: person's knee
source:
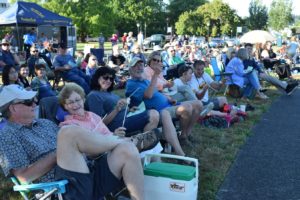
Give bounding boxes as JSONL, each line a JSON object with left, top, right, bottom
{"left": 148, "top": 109, "right": 159, "bottom": 125}
{"left": 160, "top": 109, "right": 171, "bottom": 119}
{"left": 114, "top": 142, "right": 140, "bottom": 160}
{"left": 57, "top": 125, "right": 79, "bottom": 146}
{"left": 177, "top": 103, "right": 193, "bottom": 116}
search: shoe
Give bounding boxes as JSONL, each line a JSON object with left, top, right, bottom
{"left": 245, "top": 103, "right": 255, "bottom": 111}
{"left": 259, "top": 88, "right": 268, "bottom": 93}
{"left": 256, "top": 92, "right": 269, "bottom": 100}
{"left": 285, "top": 82, "right": 299, "bottom": 95}
{"left": 131, "top": 128, "right": 162, "bottom": 152}
{"left": 200, "top": 102, "right": 214, "bottom": 117}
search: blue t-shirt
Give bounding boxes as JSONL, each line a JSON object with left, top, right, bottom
{"left": 0, "top": 50, "right": 16, "bottom": 66}
{"left": 53, "top": 54, "right": 75, "bottom": 68}
{"left": 86, "top": 90, "right": 125, "bottom": 128}
{"left": 125, "top": 79, "right": 171, "bottom": 111}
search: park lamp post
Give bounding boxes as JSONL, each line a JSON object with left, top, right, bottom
{"left": 207, "top": 21, "right": 210, "bottom": 38}
{"left": 136, "top": 22, "right": 140, "bottom": 34}
{"left": 144, "top": 23, "right": 147, "bottom": 38}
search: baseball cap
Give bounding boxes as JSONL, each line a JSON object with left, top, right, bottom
{"left": 0, "top": 85, "right": 37, "bottom": 108}
{"left": 1, "top": 39, "right": 10, "bottom": 45}
{"left": 128, "top": 57, "right": 143, "bottom": 68}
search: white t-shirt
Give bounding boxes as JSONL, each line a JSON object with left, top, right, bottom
{"left": 189, "top": 73, "right": 213, "bottom": 102}
{"left": 173, "top": 78, "right": 185, "bottom": 87}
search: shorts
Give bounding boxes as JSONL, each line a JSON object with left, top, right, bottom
{"left": 108, "top": 111, "right": 149, "bottom": 137}
{"left": 164, "top": 105, "right": 179, "bottom": 119}
{"left": 55, "top": 154, "right": 125, "bottom": 200}
{"left": 202, "top": 98, "right": 220, "bottom": 110}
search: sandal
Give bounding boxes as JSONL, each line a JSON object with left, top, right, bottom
{"left": 131, "top": 128, "right": 162, "bottom": 152}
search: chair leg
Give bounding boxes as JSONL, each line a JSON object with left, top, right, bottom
{"left": 224, "top": 85, "right": 229, "bottom": 96}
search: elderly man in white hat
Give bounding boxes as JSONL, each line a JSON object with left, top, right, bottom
{"left": 0, "top": 84, "right": 145, "bottom": 200}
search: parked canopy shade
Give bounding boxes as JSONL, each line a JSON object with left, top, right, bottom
{"left": 0, "top": 1, "right": 72, "bottom": 26}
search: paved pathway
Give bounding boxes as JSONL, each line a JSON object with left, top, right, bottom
{"left": 217, "top": 88, "right": 300, "bottom": 200}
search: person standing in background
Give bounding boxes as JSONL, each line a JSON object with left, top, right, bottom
{"left": 122, "top": 32, "right": 127, "bottom": 49}
{"left": 99, "top": 33, "right": 105, "bottom": 49}
{"left": 23, "top": 28, "right": 37, "bottom": 60}
{"left": 137, "top": 31, "right": 144, "bottom": 51}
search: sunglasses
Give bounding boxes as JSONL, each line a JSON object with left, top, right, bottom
{"left": 2, "top": 44, "right": 9, "bottom": 46}
{"left": 152, "top": 58, "right": 162, "bottom": 63}
{"left": 13, "top": 98, "right": 37, "bottom": 106}
{"left": 32, "top": 50, "right": 38, "bottom": 53}
{"left": 102, "top": 76, "right": 114, "bottom": 81}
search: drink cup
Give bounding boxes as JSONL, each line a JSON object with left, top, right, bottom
{"left": 240, "top": 105, "right": 246, "bottom": 112}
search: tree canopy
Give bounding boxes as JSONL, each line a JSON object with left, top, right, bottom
{"left": 175, "top": 0, "right": 240, "bottom": 37}
{"left": 268, "top": 0, "right": 293, "bottom": 31}
{"left": 247, "top": 0, "right": 268, "bottom": 30}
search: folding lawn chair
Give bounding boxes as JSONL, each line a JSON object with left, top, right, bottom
{"left": 210, "top": 56, "right": 233, "bottom": 95}
{"left": 11, "top": 176, "right": 68, "bottom": 200}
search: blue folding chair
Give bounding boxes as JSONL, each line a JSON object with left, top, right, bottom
{"left": 11, "top": 176, "right": 68, "bottom": 200}
{"left": 90, "top": 48, "right": 105, "bottom": 66}
{"left": 210, "top": 56, "right": 232, "bottom": 82}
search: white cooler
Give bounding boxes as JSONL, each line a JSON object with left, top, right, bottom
{"left": 143, "top": 153, "right": 199, "bottom": 200}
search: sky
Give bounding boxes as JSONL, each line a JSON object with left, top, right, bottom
{"left": 221, "top": 0, "right": 300, "bottom": 17}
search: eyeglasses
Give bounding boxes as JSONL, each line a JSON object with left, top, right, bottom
{"left": 65, "top": 98, "right": 82, "bottom": 106}
{"left": 152, "top": 58, "right": 162, "bottom": 63}
{"left": 102, "top": 76, "right": 114, "bottom": 81}
{"left": 32, "top": 50, "right": 38, "bottom": 53}
{"left": 170, "top": 50, "right": 175, "bottom": 52}
{"left": 13, "top": 98, "right": 37, "bottom": 107}
{"left": 2, "top": 44, "right": 9, "bottom": 46}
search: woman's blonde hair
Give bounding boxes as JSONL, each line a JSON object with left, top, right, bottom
{"left": 58, "top": 83, "right": 85, "bottom": 107}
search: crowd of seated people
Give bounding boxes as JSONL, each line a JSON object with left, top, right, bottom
{"left": 1, "top": 34, "right": 300, "bottom": 199}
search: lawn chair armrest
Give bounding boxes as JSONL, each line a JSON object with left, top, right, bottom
{"left": 13, "top": 180, "right": 68, "bottom": 194}
{"left": 221, "top": 72, "right": 233, "bottom": 76}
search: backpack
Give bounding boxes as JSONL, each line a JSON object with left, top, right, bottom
{"left": 201, "top": 116, "right": 228, "bottom": 128}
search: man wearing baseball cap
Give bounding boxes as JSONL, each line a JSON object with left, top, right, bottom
{"left": 0, "top": 39, "right": 20, "bottom": 70}
{"left": 53, "top": 44, "right": 91, "bottom": 94}
{"left": 0, "top": 84, "right": 145, "bottom": 200}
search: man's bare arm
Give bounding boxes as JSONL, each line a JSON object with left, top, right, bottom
{"left": 12, "top": 152, "right": 56, "bottom": 184}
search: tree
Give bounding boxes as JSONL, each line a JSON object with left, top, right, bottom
{"left": 247, "top": 0, "right": 268, "bottom": 30}
{"left": 175, "top": 11, "right": 204, "bottom": 35}
{"left": 112, "top": 0, "right": 166, "bottom": 36}
{"left": 268, "top": 0, "right": 293, "bottom": 31}
{"left": 167, "top": 0, "right": 206, "bottom": 26}
{"left": 176, "top": 0, "right": 240, "bottom": 37}
{"left": 43, "top": 0, "right": 115, "bottom": 42}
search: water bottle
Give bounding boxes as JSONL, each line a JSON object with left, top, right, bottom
{"left": 164, "top": 143, "right": 172, "bottom": 153}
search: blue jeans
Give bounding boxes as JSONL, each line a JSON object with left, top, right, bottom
{"left": 244, "top": 70, "right": 261, "bottom": 90}
{"left": 63, "top": 68, "right": 91, "bottom": 94}
{"left": 242, "top": 77, "right": 255, "bottom": 98}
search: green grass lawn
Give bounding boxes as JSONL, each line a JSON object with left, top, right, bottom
{"left": 76, "top": 42, "right": 118, "bottom": 52}
{"left": 0, "top": 85, "right": 282, "bottom": 200}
